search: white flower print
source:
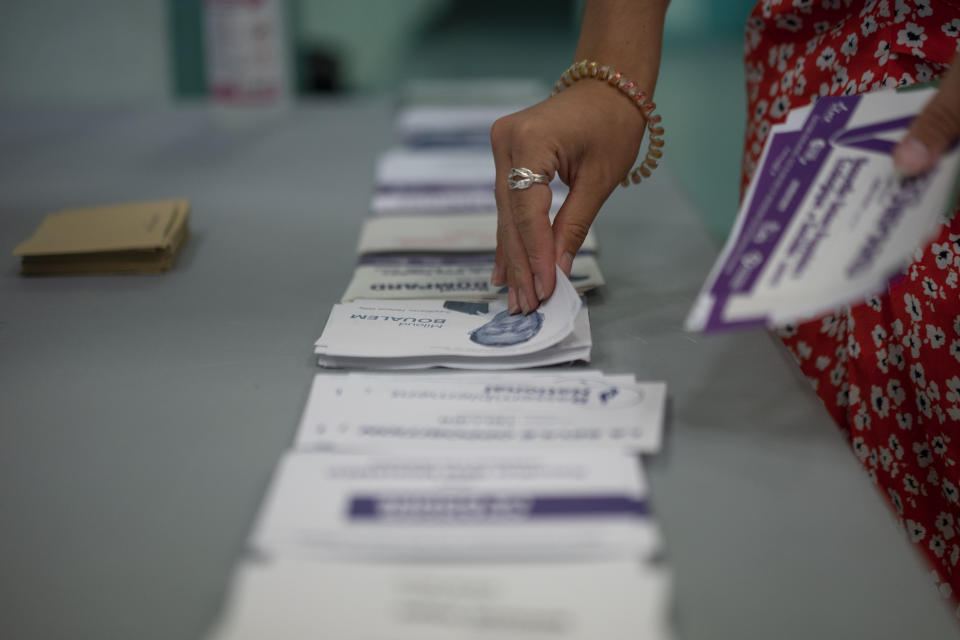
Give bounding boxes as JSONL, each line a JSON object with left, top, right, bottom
{"left": 915, "top": 441, "right": 934, "bottom": 467}
{"left": 889, "top": 433, "right": 904, "bottom": 459}
{"left": 816, "top": 45, "right": 838, "bottom": 70}
{"left": 867, "top": 295, "right": 882, "bottom": 311}
{"left": 915, "top": 0, "right": 933, "bottom": 18}
{"left": 871, "top": 385, "right": 890, "bottom": 417}
{"left": 946, "top": 376, "right": 960, "bottom": 404}
{"left": 952, "top": 545, "right": 960, "bottom": 567}
{"left": 822, "top": 0, "right": 841, "bottom": 9}
{"left": 897, "top": 412, "right": 913, "bottom": 430}
{"left": 889, "top": 342, "right": 906, "bottom": 369}
{"left": 778, "top": 43, "right": 795, "bottom": 72}
{"left": 898, "top": 72, "right": 915, "bottom": 87}
{"left": 931, "top": 535, "right": 947, "bottom": 559}
{"left": 927, "top": 324, "right": 946, "bottom": 349}
{"left": 795, "top": 340, "right": 812, "bottom": 359}
{"left": 893, "top": 0, "right": 910, "bottom": 23}
{"left": 862, "top": 15, "right": 879, "bottom": 36}
{"left": 888, "top": 378, "right": 907, "bottom": 406}
{"left": 770, "top": 95, "right": 791, "bottom": 118}
{"left": 943, "top": 19, "right": 960, "bottom": 39}
{"left": 853, "top": 436, "right": 870, "bottom": 462}
{"left": 904, "top": 473, "right": 921, "bottom": 495}
{"left": 776, "top": 13, "right": 803, "bottom": 32}
{"left": 849, "top": 383, "right": 861, "bottom": 406}
{"left": 950, "top": 338, "right": 960, "bottom": 363}
{"left": 837, "top": 382, "right": 851, "bottom": 407}
{"left": 854, "top": 405, "right": 872, "bottom": 430}
{"left": 830, "top": 361, "right": 846, "bottom": 386}
{"left": 794, "top": 73, "right": 808, "bottom": 95}
{"left": 933, "top": 242, "right": 954, "bottom": 270}
{"left": 880, "top": 447, "right": 894, "bottom": 470}
{"left": 911, "top": 362, "right": 927, "bottom": 388}
{"left": 754, "top": 99, "right": 769, "bottom": 120}
{"left": 889, "top": 487, "right": 905, "bottom": 514}
{"left": 814, "top": 20, "right": 831, "bottom": 34}
{"left": 877, "top": 0, "right": 891, "bottom": 19}
{"left": 793, "top": 0, "right": 814, "bottom": 11}
{"left": 876, "top": 347, "right": 889, "bottom": 373}
{"left": 758, "top": 120, "right": 771, "bottom": 141}
{"left": 932, "top": 434, "right": 949, "bottom": 456}
{"left": 872, "top": 324, "right": 888, "bottom": 347}
{"left": 915, "top": 63, "right": 934, "bottom": 83}
{"left": 944, "top": 479, "right": 960, "bottom": 504}
{"left": 807, "top": 36, "right": 821, "bottom": 55}
{"left": 897, "top": 22, "right": 928, "bottom": 57}
{"left": 937, "top": 513, "right": 957, "bottom": 541}
{"left": 816, "top": 354, "right": 831, "bottom": 370}
{"left": 781, "top": 69, "right": 795, "bottom": 92}
{"left": 875, "top": 40, "right": 892, "bottom": 65}
{"left": 908, "top": 519, "right": 928, "bottom": 542}
{"left": 847, "top": 336, "right": 861, "bottom": 360}
{"left": 904, "top": 331, "right": 922, "bottom": 359}
{"left": 916, "top": 389, "right": 934, "bottom": 419}
{"left": 821, "top": 314, "right": 841, "bottom": 337}
{"left": 922, "top": 276, "right": 941, "bottom": 299}
{"left": 947, "top": 270, "right": 958, "bottom": 289}
{"left": 928, "top": 381, "right": 941, "bottom": 402}
{"left": 893, "top": 318, "right": 905, "bottom": 336}
{"left": 905, "top": 293, "right": 923, "bottom": 321}
{"left": 841, "top": 33, "right": 858, "bottom": 57}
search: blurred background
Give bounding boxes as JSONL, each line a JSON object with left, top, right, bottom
{"left": 0, "top": 0, "right": 758, "bottom": 241}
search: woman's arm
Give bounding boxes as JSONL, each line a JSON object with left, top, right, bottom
{"left": 491, "top": 0, "right": 671, "bottom": 314}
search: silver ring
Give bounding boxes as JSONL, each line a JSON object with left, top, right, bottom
{"left": 507, "top": 167, "right": 550, "bottom": 190}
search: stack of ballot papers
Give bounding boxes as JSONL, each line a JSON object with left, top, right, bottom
{"left": 212, "top": 448, "right": 672, "bottom": 640}
{"left": 318, "top": 267, "right": 591, "bottom": 369}
{"left": 208, "top": 80, "right": 674, "bottom": 640}
{"left": 687, "top": 86, "right": 960, "bottom": 332}
{"left": 294, "top": 371, "right": 667, "bottom": 453}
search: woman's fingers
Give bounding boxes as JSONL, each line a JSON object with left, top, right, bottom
{"left": 894, "top": 51, "right": 960, "bottom": 176}
{"left": 491, "top": 116, "right": 558, "bottom": 314}
{"left": 552, "top": 166, "right": 616, "bottom": 276}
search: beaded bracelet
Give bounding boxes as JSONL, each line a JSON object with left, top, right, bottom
{"left": 551, "top": 59, "right": 664, "bottom": 187}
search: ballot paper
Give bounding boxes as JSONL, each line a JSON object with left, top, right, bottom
{"left": 295, "top": 372, "right": 667, "bottom": 453}
{"left": 687, "top": 87, "right": 960, "bottom": 332}
{"left": 396, "top": 104, "right": 530, "bottom": 147}
{"left": 210, "top": 560, "right": 674, "bottom": 640}
{"left": 249, "top": 450, "right": 660, "bottom": 562}
{"left": 316, "top": 267, "right": 590, "bottom": 369}
{"left": 372, "top": 149, "right": 569, "bottom": 214}
{"left": 357, "top": 212, "right": 598, "bottom": 254}
{"left": 341, "top": 252, "right": 605, "bottom": 301}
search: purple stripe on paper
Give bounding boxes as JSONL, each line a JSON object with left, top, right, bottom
{"left": 348, "top": 494, "right": 649, "bottom": 522}
{"left": 704, "top": 95, "right": 861, "bottom": 331}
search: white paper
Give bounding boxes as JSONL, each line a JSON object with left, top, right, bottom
{"left": 687, "top": 87, "right": 960, "bottom": 332}
{"left": 249, "top": 450, "right": 660, "bottom": 562}
{"left": 295, "top": 372, "right": 666, "bottom": 453}
{"left": 356, "top": 213, "right": 598, "bottom": 254}
{"left": 210, "top": 560, "right": 674, "bottom": 640}
{"left": 317, "top": 267, "right": 581, "bottom": 358}
{"left": 341, "top": 253, "right": 604, "bottom": 301}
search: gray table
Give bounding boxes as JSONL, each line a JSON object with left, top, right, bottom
{"left": 0, "top": 102, "right": 954, "bottom": 640}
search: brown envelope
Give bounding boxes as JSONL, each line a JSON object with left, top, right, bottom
{"left": 12, "top": 199, "right": 190, "bottom": 275}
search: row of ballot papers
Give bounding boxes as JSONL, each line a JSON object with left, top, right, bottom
{"left": 212, "top": 372, "right": 671, "bottom": 640}
{"left": 209, "top": 81, "right": 673, "bottom": 640}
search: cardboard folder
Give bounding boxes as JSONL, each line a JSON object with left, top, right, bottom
{"left": 12, "top": 199, "right": 190, "bottom": 275}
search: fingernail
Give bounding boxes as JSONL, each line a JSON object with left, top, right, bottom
{"left": 518, "top": 288, "right": 532, "bottom": 314}
{"left": 558, "top": 251, "right": 574, "bottom": 276}
{"left": 894, "top": 136, "right": 934, "bottom": 176}
{"left": 534, "top": 274, "right": 546, "bottom": 300}
{"left": 508, "top": 287, "right": 519, "bottom": 314}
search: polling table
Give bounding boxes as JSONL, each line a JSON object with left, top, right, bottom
{"left": 0, "top": 101, "right": 955, "bottom": 639}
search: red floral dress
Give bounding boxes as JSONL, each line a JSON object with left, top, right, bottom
{"left": 743, "top": 0, "right": 960, "bottom": 609}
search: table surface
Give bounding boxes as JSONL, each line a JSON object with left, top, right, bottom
{"left": 0, "top": 101, "right": 955, "bottom": 640}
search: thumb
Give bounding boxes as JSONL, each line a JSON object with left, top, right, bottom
{"left": 552, "top": 171, "right": 614, "bottom": 276}
{"left": 894, "top": 52, "right": 960, "bottom": 176}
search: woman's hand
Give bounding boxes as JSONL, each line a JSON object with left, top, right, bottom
{"left": 490, "top": 80, "right": 646, "bottom": 314}
{"left": 894, "top": 51, "right": 960, "bottom": 176}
